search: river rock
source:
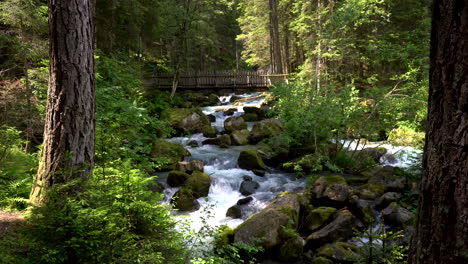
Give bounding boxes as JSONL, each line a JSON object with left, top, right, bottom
{"left": 224, "top": 116, "right": 247, "bottom": 132}
{"left": 176, "top": 160, "right": 204, "bottom": 174}
{"left": 239, "top": 180, "right": 260, "bottom": 195}
{"left": 207, "top": 114, "right": 216, "bottom": 122}
{"left": 367, "top": 166, "right": 408, "bottom": 192}
{"left": 151, "top": 139, "right": 191, "bottom": 170}
{"left": 355, "top": 181, "right": 385, "bottom": 200}
{"left": 249, "top": 119, "right": 283, "bottom": 143}
{"left": 242, "top": 113, "right": 259, "bottom": 121}
{"left": 237, "top": 196, "right": 254, "bottom": 205}
{"left": 234, "top": 193, "right": 301, "bottom": 249}
{"left": 171, "top": 188, "right": 200, "bottom": 212}
{"left": 360, "top": 147, "right": 387, "bottom": 163}
{"left": 312, "top": 257, "right": 334, "bottom": 264}
{"left": 165, "top": 108, "right": 210, "bottom": 135}
{"left": 224, "top": 108, "right": 236, "bottom": 116}
{"left": 375, "top": 192, "right": 401, "bottom": 210}
{"left": 317, "top": 242, "right": 359, "bottom": 261}
{"left": 382, "top": 202, "right": 413, "bottom": 228}
{"left": 278, "top": 236, "right": 306, "bottom": 262}
{"left": 185, "top": 171, "right": 211, "bottom": 198}
{"left": 348, "top": 195, "right": 374, "bottom": 224}
{"left": 257, "top": 134, "right": 290, "bottom": 164}
{"left": 304, "top": 207, "right": 337, "bottom": 232}
{"left": 252, "top": 169, "right": 266, "bottom": 177}
{"left": 310, "top": 175, "right": 351, "bottom": 204}
{"left": 306, "top": 209, "right": 356, "bottom": 248}
{"left": 231, "top": 129, "right": 250, "bottom": 145}
{"left": 242, "top": 175, "right": 253, "bottom": 181}
{"left": 238, "top": 149, "right": 268, "bottom": 171}
{"left": 226, "top": 205, "right": 242, "bottom": 218}
{"left": 202, "top": 125, "right": 217, "bottom": 138}
{"left": 167, "top": 170, "right": 190, "bottom": 187}
{"left": 188, "top": 140, "right": 199, "bottom": 147}
{"left": 202, "top": 134, "right": 231, "bottom": 148}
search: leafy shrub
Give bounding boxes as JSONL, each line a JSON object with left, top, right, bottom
{"left": 21, "top": 161, "right": 185, "bottom": 264}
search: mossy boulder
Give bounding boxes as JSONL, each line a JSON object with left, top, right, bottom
{"left": 375, "top": 192, "right": 401, "bottom": 210}
{"left": 239, "top": 179, "right": 260, "bottom": 195}
{"left": 242, "top": 113, "right": 259, "bottom": 121}
{"left": 310, "top": 176, "right": 351, "bottom": 204}
{"left": 202, "top": 134, "right": 232, "bottom": 148}
{"left": 234, "top": 193, "right": 300, "bottom": 249}
{"left": 278, "top": 236, "right": 306, "bottom": 262}
{"left": 356, "top": 181, "right": 385, "bottom": 200}
{"left": 224, "top": 116, "right": 247, "bottom": 132}
{"left": 306, "top": 209, "right": 356, "bottom": 248}
{"left": 249, "top": 119, "right": 283, "bottom": 143}
{"left": 171, "top": 188, "right": 200, "bottom": 212}
{"left": 167, "top": 170, "right": 190, "bottom": 187}
{"left": 226, "top": 205, "right": 242, "bottom": 218}
{"left": 231, "top": 129, "right": 250, "bottom": 145}
{"left": 359, "top": 147, "right": 387, "bottom": 163}
{"left": 304, "top": 207, "right": 337, "bottom": 232}
{"left": 312, "top": 257, "right": 334, "bottom": 264}
{"left": 317, "top": 242, "right": 359, "bottom": 261}
{"left": 214, "top": 225, "right": 235, "bottom": 249}
{"left": 151, "top": 139, "right": 191, "bottom": 170}
{"left": 382, "top": 202, "right": 414, "bottom": 228}
{"left": 257, "top": 135, "right": 290, "bottom": 164}
{"left": 202, "top": 125, "right": 217, "bottom": 138}
{"left": 238, "top": 149, "right": 268, "bottom": 171}
{"left": 164, "top": 108, "right": 210, "bottom": 135}
{"left": 185, "top": 171, "right": 211, "bottom": 198}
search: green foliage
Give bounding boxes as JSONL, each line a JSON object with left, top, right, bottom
{"left": 95, "top": 54, "right": 173, "bottom": 172}
{"left": 349, "top": 221, "right": 408, "bottom": 264}
{"left": 0, "top": 126, "right": 36, "bottom": 211}
{"left": 11, "top": 160, "right": 186, "bottom": 264}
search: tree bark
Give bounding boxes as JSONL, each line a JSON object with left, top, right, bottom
{"left": 30, "top": 0, "right": 95, "bottom": 205}
{"left": 269, "top": 0, "right": 283, "bottom": 73}
{"left": 409, "top": 0, "right": 468, "bottom": 262}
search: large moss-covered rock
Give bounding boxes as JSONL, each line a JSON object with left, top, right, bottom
{"left": 310, "top": 176, "right": 351, "bottom": 204}
{"left": 242, "top": 113, "right": 259, "bottom": 121}
{"left": 234, "top": 193, "right": 300, "bottom": 249}
{"left": 375, "top": 192, "right": 401, "bottom": 210}
{"left": 238, "top": 149, "right": 268, "bottom": 171}
{"left": 167, "top": 170, "right": 190, "bottom": 187}
{"left": 356, "top": 181, "right": 385, "bottom": 200}
{"left": 317, "top": 242, "right": 359, "bottom": 261}
{"left": 202, "top": 125, "right": 217, "bottom": 138}
{"left": 306, "top": 209, "right": 356, "bottom": 248}
{"left": 249, "top": 119, "right": 283, "bottom": 143}
{"left": 224, "top": 116, "right": 247, "bottom": 132}
{"left": 359, "top": 147, "right": 387, "bottom": 163}
{"left": 278, "top": 236, "right": 306, "bottom": 262}
{"left": 185, "top": 171, "right": 211, "bottom": 198}
{"left": 257, "top": 134, "right": 290, "bottom": 164}
{"left": 312, "top": 257, "right": 334, "bottom": 264}
{"left": 164, "top": 108, "right": 210, "bottom": 134}
{"left": 202, "top": 134, "right": 232, "bottom": 148}
{"left": 382, "top": 202, "right": 414, "bottom": 228}
{"left": 304, "top": 207, "right": 337, "bottom": 232}
{"left": 226, "top": 205, "right": 242, "bottom": 219}
{"left": 151, "top": 139, "right": 191, "bottom": 170}
{"left": 231, "top": 129, "right": 250, "bottom": 145}
{"left": 214, "top": 225, "right": 235, "bottom": 249}
{"left": 171, "top": 188, "right": 200, "bottom": 212}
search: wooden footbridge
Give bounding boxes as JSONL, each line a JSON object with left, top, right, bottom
{"left": 144, "top": 70, "right": 288, "bottom": 92}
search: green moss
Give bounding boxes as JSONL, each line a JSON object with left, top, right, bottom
{"left": 185, "top": 171, "right": 211, "bottom": 198}
{"left": 238, "top": 149, "right": 268, "bottom": 170}
{"left": 151, "top": 139, "right": 190, "bottom": 170}
{"left": 214, "top": 225, "right": 234, "bottom": 249}
{"left": 278, "top": 237, "right": 304, "bottom": 262}
{"left": 305, "top": 207, "right": 337, "bottom": 231}
{"left": 346, "top": 176, "right": 369, "bottom": 185}
{"left": 202, "top": 125, "right": 217, "bottom": 138}
{"left": 167, "top": 170, "right": 190, "bottom": 187}
{"left": 324, "top": 175, "right": 346, "bottom": 185}
{"left": 312, "top": 256, "right": 334, "bottom": 264}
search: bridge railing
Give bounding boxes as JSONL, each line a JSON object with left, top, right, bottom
{"left": 145, "top": 70, "right": 288, "bottom": 89}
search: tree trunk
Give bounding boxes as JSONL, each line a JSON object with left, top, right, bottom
{"left": 269, "top": 0, "right": 283, "bottom": 74}
{"left": 30, "top": 0, "right": 95, "bottom": 205}
{"left": 409, "top": 0, "right": 468, "bottom": 263}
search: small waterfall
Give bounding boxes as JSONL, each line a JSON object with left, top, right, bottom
{"left": 163, "top": 93, "right": 307, "bottom": 231}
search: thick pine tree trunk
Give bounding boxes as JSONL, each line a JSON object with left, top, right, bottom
{"left": 409, "top": 0, "right": 468, "bottom": 262}
{"left": 269, "top": 0, "right": 283, "bottom": 74}
{"left": 30, "top": 0, "right": 95, "bottom": 205}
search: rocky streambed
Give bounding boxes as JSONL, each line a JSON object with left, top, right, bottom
{"left": 151, "top": 92, "right": 421, "bottom": 263}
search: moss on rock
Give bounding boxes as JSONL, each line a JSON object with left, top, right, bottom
{"left": 167, "top": 170, "right": 190, "bottom": 187}
{"left": 185, "top": 171, "right": 211, "bottom": 198}
{"left": 151, "top": 139, "right": 191, "bottom": 170}
{"left": 238, "top": 148, "right": 268, "bottom": 171}
{"left": 304, "top": 207, "right": 337, "bottom": 232}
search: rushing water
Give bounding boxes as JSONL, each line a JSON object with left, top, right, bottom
{"left": 159, "top": 93, "right": 423, "bottom": 234}
{"left": 160, "top": 93, "right": 306, "bottom": 231}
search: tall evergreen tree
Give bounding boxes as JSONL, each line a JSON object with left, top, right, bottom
{"left": 30, "top": 0, "right": 95, "bottom": 204}
{"left": 409, "top": 0, "right": 468, "bottom": 262}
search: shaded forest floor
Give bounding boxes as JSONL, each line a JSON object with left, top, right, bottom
{"left": 0, "top": 211, "right": 24, "bottom": 235}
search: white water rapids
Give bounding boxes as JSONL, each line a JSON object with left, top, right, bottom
{"left": 158, "top": 93, "right": 422, "bottom": 233}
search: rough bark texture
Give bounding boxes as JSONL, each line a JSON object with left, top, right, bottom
{"left": 30, "top": 0, "right": 95, "bottom": 205}
{"left": 409, "top": 0, "right": 468, "bottom": 262}
{"left": 269, "top": 0, "right": 283, "bottom": 74}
